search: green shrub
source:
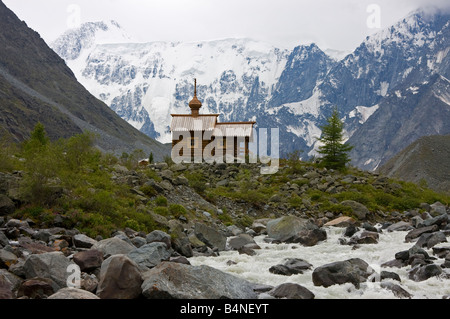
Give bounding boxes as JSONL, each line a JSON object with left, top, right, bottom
{"left": 155, "top": 195, "right": 168, "bottom": 207}
{"left": 124, "top": 218, "right": 141, "bottom": 231}
{"left": 168, "top": 204, "right": 187, "bottom": 218}
{"left": 154, "top": 206, "right": 169, "bottom": 217}
{"left": 140, "top": 184, "right": 157, "bottom": 197}
{"left": 289, "top": 195, "right": 303, "bottom": 208}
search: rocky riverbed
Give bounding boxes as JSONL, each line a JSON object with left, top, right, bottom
{"left": 1, "top": 204, "right": 449, "bottom": 299}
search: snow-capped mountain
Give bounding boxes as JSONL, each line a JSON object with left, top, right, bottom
{"left": 51, "top": 7, "right": 450, "bottom": 169}
{"left": 52, "top": 30, "right": 290, "bottom": 142}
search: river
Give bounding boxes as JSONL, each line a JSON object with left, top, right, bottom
{"left": 189, "top": 226, "right": 450, "bottom": 299}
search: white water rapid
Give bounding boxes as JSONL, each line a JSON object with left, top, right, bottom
{"left": 189, "top": 226, "right": 450, "bottom": 299}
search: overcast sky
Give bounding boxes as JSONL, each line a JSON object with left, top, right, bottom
{"left": 3, "top": 0, "right": 449, "bottom": 52}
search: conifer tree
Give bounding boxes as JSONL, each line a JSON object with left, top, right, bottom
{"left": 317, "top": 108, "right": 353, "bottom": 170}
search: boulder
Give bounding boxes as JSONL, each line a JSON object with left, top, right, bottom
{"left": 170, "top": 163, "right": 187, "bottom": 172}
{"left": 380, "top": 282, "right": 412, "bottom": 299}
{"left": 17, "top": 277, "right": 55, "bottom": 299}
{"left": 96, "top": 255, "right": 143, "bottom": 299}
{"left": 405, "top": 225, "right": 439, "bottom": 243}
{"left": 238, "top": 246, "right": 256, "bottom": 256}
{"left": 340, "top": 200, "right": 369, "bottom": 219}
{"left": 324, "top": 216, "right": 356, "bottom": 228}
{"left": 269, "top": 258, "right": 313, "bottom": 276}
{"left": 288, "top": 227, "right": 327, "bottom": 246}
{"left": 194, "top": 223, "right": 227, "bottom": 251}
{"left": 23, "top": 251, "right": 73, "bottom": 290}
{"left": 146, "top": 230, "right": 171, "bottom": 249}
{"left": 141, "top": 262, "right": 257, "bottom": 299}
{"left": 420, "top": 214, "right": 448, "bottom": 228}
{"left": 408, "top": 264, "right": 443, "bottom": 282}
{"left": 415, "top": 232, "right": 447, "bottom": 249}
{"left": 312, "top": 258, "right": 374, "bottom": 288}
{"left": 73, "top": 249, "right": 104, "bottom": 272}
{"left": 228, "top": 234, "right": 256, "bottom": 250}
{"left": 344, "top": 225, "right": 359, "bottom": 237}
{"left": 0, "top": 249, "right": 18, "bottom": 268}
{"left": 0, "top": 195, "right": 15, "bottom": 216}
{"left": 0, "top": 231, "right": 9, "bottom": 247}
{"left": 380, "top": 270, "right": 401, "bottom": 282}
{"left": 173, "top": 175, "right": 189, "bottom": 186}
{"left": 73, "top": 234, "right": 98, "bottom": 249}
{"left": 386, "top": 221, "right": 413, "bottom": 232}
{"left": 349, "top": 231, "right": 379, "bottom": 245}
{"left": 0, "top": 275, "right": 13, "bottom": 299}
{"left": 268, "top": 283, "right": 315, "bottom": 299}
{"left": 127, "top": 242, "right": 172, "bottom": 271}
{"left": 91, "top": 237, "right": 135, "bottom": 258}
{"left": 48, "top": 287, "right": 100, "bottom": 299}
{"left": 266, "top": 216, "right": 324, "bottom": 244}
{"left": 430, "top": 201, "right": 447, "bottom": 216}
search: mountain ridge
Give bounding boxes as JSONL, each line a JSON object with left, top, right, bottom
{"left": 0, "top": 0, "right": 169, "bottom": 159}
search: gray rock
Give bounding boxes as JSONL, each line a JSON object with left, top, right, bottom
{"left": 141, "top": 262, "right": 257, "bottom": 299}
{"left": 23, "top": 252, "right": 73, "bottom": 290}
{"left": 146, "top": 230, "right": 171, "bottom": 249}
{"left": 312, "top": 258, "right": 374, "bottom": 288}
{"left": 288, "top": 227, "right": 327, "bottom": 246}
{"left": 380, "top": 270, "right": 401, "bottom": 282}
{"left": 159, "top": 180, "right": 174, "bottom": 191}
{"left": 430, "top": 201, "right": 447, "bottom": 216}
{"left": 131, "top": 236, "right": 147, "bottom": 248}
{"left": 91, "top": 237, "right": 135, "bottom": 258}
{"left": 0, "top": 269, "right": 22, "bottom": 293}
{"left": 5, "top": 218, "right": 29, "bottom": 228}
{"left": 0, "top": 271, "right": 16, "bottom": 299}
{"left": 97, "top": 254, "right": 142, "bottom": 299}
{"left": 173, "top": 175, "right": 189, "bottom": 186}
{"left": 266, "top": 216, "right": 321, "bottom": 243}
{"left": 154, "top": 162, "right": 168, "bottom": 170}
{"left": 405, "top": 225, "right": 439, "bottom": 242}
{"left": 380, "top": 282, "right": 412, "bottom": 299}
{"left": 48, "top": 287, "right": 100, "bottom": 299}
{"left": 194, "top": 223, "right": 227, "bottom": 251}
{"left": 416, "top": 231, "right": 447, "bottom": 249}
{"left": 0, "top": 195, "right": 15, "bottom": 216}
{"left": 349, "top": 231, "right": 379, "bottom": 245}
{"left": 170, "top": 163, "right": 187, "bottom": 172}
{"left": 227, "top": 225, "right": 244, "bottom": 236}
{"left": 269, "top": 258, "right": 313, "bottom": 276}
{"left": 340, "top": 200, "right": 369, "bottom": 220}
{"left": 386, "top": 221, "right": 413, "bottom": 232}
{"left": 216, "top": 179, "right": 229, "bottom": 187}
{"left": 159, "top": 169, "right": 174, "bottom": 181}
{"left": 0, "top": 249, "right": 18, "bottom": 268}
{"left": 228, "top": 234, "right": 256, "bottom": 250}
{"left": 0, "top": 231, "right": 9, "bottom": 246}
{"left": 420, "top": 214, "right": 449, "bottom": 228}
{"left": 127, "top": 242, "right": 172, "bottom": 271}
{"left": 73, "top": 234, "right": 98, "bottom": 248}
{"left": 268, "top": 283, "right": 315, "bottom": 299}
{"left": 408, "top": 264, "right": 443, "bottom": 282}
